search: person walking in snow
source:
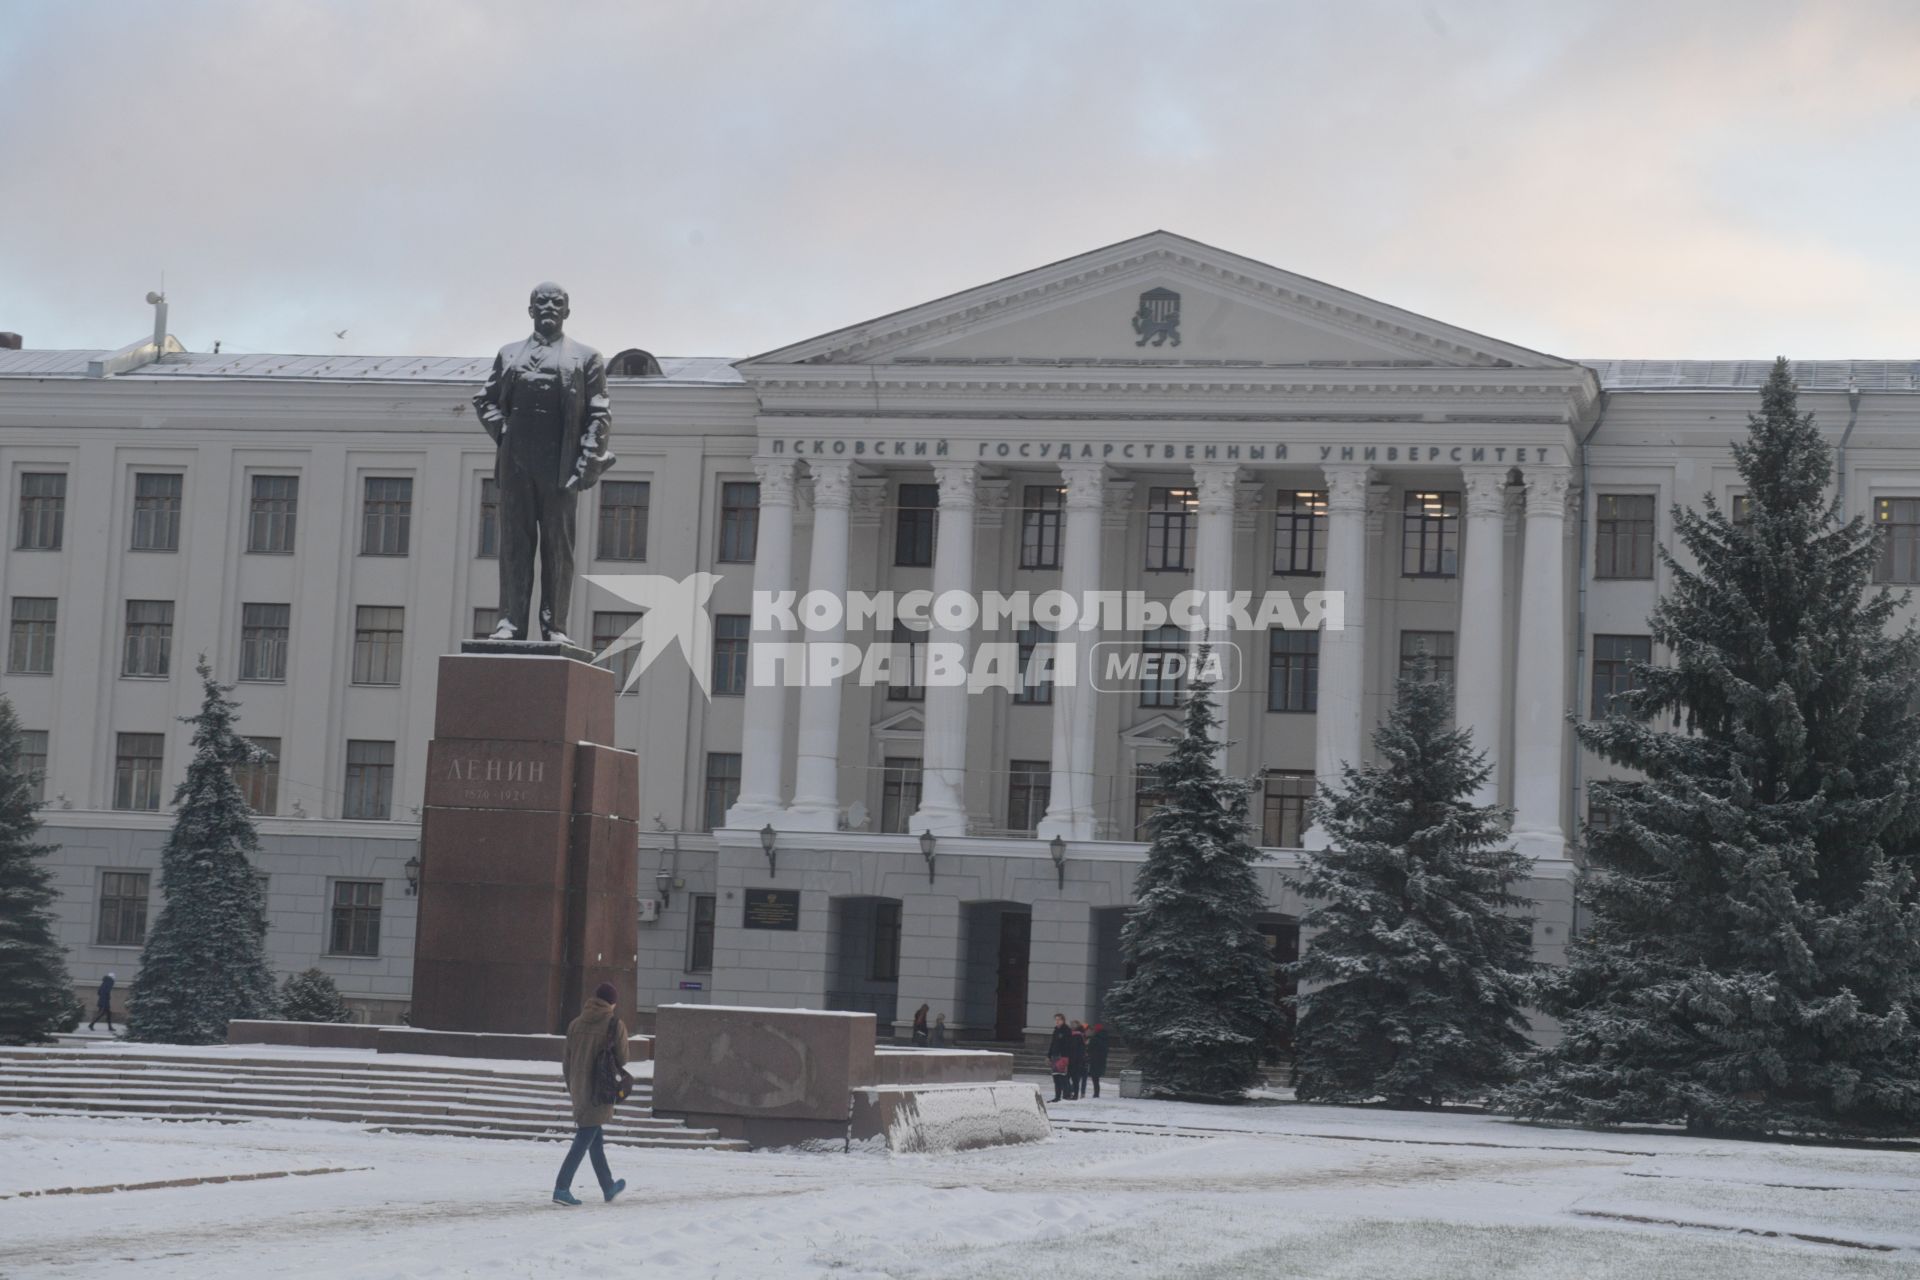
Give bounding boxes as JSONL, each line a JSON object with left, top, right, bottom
{"left": 1066, "top": 1021, "right": 1089, "bottom": 1100}
{"left": 1085, "top": 1022, "right": 1110, "bottom": 1099}
{"left": 1048, "top": 1012, "right": 1073, "bottom": 1102}
{"left": 929, "top": 1012, "right": 947, "bottom": 1047}
{"left": 553, "top": 982, "right": 629, "bottom": 1207}
{"left": 88, "top": 973, "right": 115, "bottom": 1033}
{"left": 910, "top": 1003, "right": 930, "bottom": 1046}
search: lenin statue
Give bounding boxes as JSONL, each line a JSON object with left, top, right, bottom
{"left": 473, "top": 283, "right": 616, "bottom": 644}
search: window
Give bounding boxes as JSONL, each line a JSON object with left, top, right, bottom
{"left": 328, "top": 880, "right": 383, "bottom": 956}
{"left": 114, "top": 733, "right": 165, "bottom": 811}
{"left": 871, "top": 900, "right": 902, "bottom": 982}
{"left": 247, "top": 475, "right": 298, "bottom": 553}
{"left": 17, "top": 472, "right": 65, "bottom": 550}
{"left": 239, "top": 603, "right": 290, "bottom": 682}
{"left": 880, "top": 757, "right": 923, "bottom": 834}
{"left": 1145, "top": 487, "right": 1195, "bottom": 571}
{"left": 477, "top": 477, "right": 499, "bottom": 558}
{"left": 1876, "top": 498, "right": 1920, "bottom": 584}
{"left": 1595, "top": 493, "right": 1655, "bottom": 579}
{"left": 343, "top": 740, "right": 395, "bottom": 820}
{"left": 19, "top": 729, "right": 47, "bottom": 804}
{"left": 1268, "top": 631, "right": 1319, "bottom": 713}
{"left": 1273, "top": 490, "right": 1328, "bottom": 575}
{"left": 1591, "top": 635, "right": 1652, "bottom": 718}
{"left": 361, "top": 477, "right": 413, "bottom": 556}
{"left": 1587, "top": 801, "right": 1617, "bottom": 835}
{"left": 8, "top": 597, "right": 55, "bottom": 674}
{"left": 472, "top": 607, "right": 500, "bottom": 640}
{"left": 351, "top": 606, "right": 405, "bottom": 685}
{"left": 1731, "top": 493, "right": 1754, "bottom": 526}
{"left": 702, "top": 753, "right": 741, "bottom": 832}
{"left": 1013, "top": 623, "right": 1054, "bottom": 705}
{"left": 1402, "top": 490, "right": 1460, "bottom": 576}
{"left": 887, "top": 621, "right": 926, "bottom": 701}
{"left": 123, "top": 600, "right": 174, "bottom": 678}
{"left": 718, "top": 481, "right": 759, "bottom": 563}
{"left": 1140, "top": 624, "right": 1187, "bottom": 708}
{"left": 1007, "top": 760, "right": 1050, "bottom": 834}
{"left": 235, "top": 737, "right": 280, "bottom": 814}
{"left": 712, "top": 614, "right": 749, "bottom": 696}
{"left": 597, "top": 480, "right": 650, "bottom": 561}
{"left": 130, "top": 472, "right": 182, "bottom": 551}
{"left": 592, "top": 611, "right": 642, "bottom": 691}
{"left": 1262, "top": 771, "right": 1314, "bottom": 848}
{"left": 1020, "top": 485, "right": 1064, "bottom": 570}
{"left": 97, "top": 870, "right": 150, "bottom": 945}
{"left": 688, "top": 894, "right": 716, "bottom": 973}
{"left": 1133, "top": 764, "right": 1166, "bottom": 841}
{"left": 1398, "top": 630, "right": 1456, "bottom": 692}
{"left": 894, "top": 483, "right": 938, "bottom": 567}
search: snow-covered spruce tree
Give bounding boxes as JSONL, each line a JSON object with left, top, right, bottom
{"left": 0, "top": 693, "right": 76, "bottom": 1044}
{"left": 1286, "top": 656, "right": 1537, "bottom": 1107}
{"left": 1509, "top": 358, "right": 1920, "bottom": 1137}
{"left": 279, "top": 967, "right": 351, "bottom": 1023}
{"left": 1104, "top": 671, "right": 1284, "bottom": 1100}
{"left": 127, "top": 661, "right": 278, "bottom": 1043}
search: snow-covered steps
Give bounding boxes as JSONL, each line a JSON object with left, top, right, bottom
{"left": 0, "top": 1047, "right": 743, "bottom": 1152}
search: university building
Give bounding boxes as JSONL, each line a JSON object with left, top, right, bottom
{"left": 3, "top": 232, "right": 1915, "bottom": 1039}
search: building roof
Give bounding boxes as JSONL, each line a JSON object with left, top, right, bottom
{"left": 1584, "top": 359, "right": 1920, "bottom": 392}
{"left": 0, "top": 348, "right": 744, "bottom": 385}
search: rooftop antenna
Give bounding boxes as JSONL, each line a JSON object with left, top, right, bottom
{"left": 146, "top": 289, "right": 168, "bottom": 355}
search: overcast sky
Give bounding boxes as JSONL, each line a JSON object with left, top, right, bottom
{"left": 5, "top": 0, "right": 1920, "bottom": 361}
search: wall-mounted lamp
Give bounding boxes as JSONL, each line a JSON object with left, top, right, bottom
{"left": 654, "top": 869, "right": 673, "bottom": 908}
{"left": 403, "top": 855, "right": 421, "bottom": 896}
{"left": 1049, "top": 834, "right": 1067, "bottom": 889}
{"left": 918, "top": 829, "right": 937, "bottom": 883}
{"left": 760, "top": 823, "right": 778, "bottom": 877}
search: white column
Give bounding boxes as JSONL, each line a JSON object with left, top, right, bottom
{"left": 787, "top": 459, "right": 854, "bottom": 831}
{"left": 1305, "top": 464, "right": 1370, "bottom": 847}
{"left": 908, "top": 460, "right": 978, "bottom": 836}
{"left": 1456, "top": 466, "right": 1508, "bottom": 808}
{"left": 1511, "top": 464, "right": 1572, "bottom": 858}
{"left": 726, "top": 458, "right": 798, "bottom": 826}
{"left": 1191, "top": 464, "right": 1238, "bottom": 765}
{"left": 1036, "top": 462, "right": 1105, "bottom": 841}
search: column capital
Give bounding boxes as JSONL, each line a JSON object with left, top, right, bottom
{"left": 1522, "top": 465, "right": 1572, "bottom": 514}
{"left": 1364, "top": 481, "right": 1394, "bottom": 538}
{"left": 1059, "top": 461, "right": 1107, "bottom": 510}
{"left": 808, "top": 459, "right": 855, "bottom": 508}
{"left": 1101, "top": 481, "right": 1134, "bottom": 528}
{"left": 1192, "top": 463, "right": 1241, "bottom": 514}
{"left": 847, "top": 477, "right": 889, "bottom": 528}
{"left": 1233, "top": 479, "right": 1264, "bottom": 533}
{"left": 973, "top": 477, "right": 1010, "bottom": 528}
{"left": 753, "top": 457, "right": 800, "bottom": 506}
{"left": 1322, "top": 464, "right": 1372, "bottom": 510}
{"left": 931, "top": 458, "right": 978, "bottom": 507}
{"left": 1461, "top": 466, "right": 1509, "bottom": 517}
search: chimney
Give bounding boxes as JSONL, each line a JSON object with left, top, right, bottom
{"left": 0, "top": 333, "right": 21, "bottom": 350}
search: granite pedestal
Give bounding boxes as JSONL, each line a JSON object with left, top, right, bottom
{"left": 410, "top": 652, "right": 640, "bottom": 1035}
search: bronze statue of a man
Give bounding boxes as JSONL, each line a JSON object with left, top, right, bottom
{"left": 473, "top": 283, "right": 616, "bottom": 644}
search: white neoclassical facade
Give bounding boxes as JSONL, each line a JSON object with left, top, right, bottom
{"left": 4, "top": 231, "right": 1916, "bottom": 1039}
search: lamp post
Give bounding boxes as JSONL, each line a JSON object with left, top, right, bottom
{"left": 760, "top": 823, "right": 778, "bottom": 877}
{"left": 918, "top": 829, "right": 936, "bottom": 883}
{"left": 1048, "top": 833, "right": 1066, "bottom": 889}
{"left": 653, "top": 869, "right": 673, "bottom": 908}
{"left": 403, "top": 855, "right": 420, "bottom": 896}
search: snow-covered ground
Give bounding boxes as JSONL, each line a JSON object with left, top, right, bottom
{"left": 2, "top": 1095, "right": 1917, "bottom": 1279}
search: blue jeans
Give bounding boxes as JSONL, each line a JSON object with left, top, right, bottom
{"left": 555, "top": 1125, "right": 614, "bottom": 1193}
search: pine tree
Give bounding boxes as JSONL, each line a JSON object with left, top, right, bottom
{"left": 127, "top": 661, "right": 278, "bottom": 1043}
{"left": 0, "top": 693, "right": 76, "bottom": 1044}
{"left": 1509, "top": 358, "right": 1920, "bottom": 1136}
{"left": 1285, "top": 659, "right": 1537, "bottom": 1107}
{"left": 1105, "top": 671, "right": 1284, "bottom": 1100}
{"left": 279, "top": 967, "right": 351, "bottom": 1023}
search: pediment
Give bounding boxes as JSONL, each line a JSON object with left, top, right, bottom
{"left": 745, "top": 231, "right": 1570, "bottom": 372}
{"left": 871, "top": 707, "right": 924, "bottom": 736}
{"left": 1120, "top": 713, "right": 1185, "bottom": 746}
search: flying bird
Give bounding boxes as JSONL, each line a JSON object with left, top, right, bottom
{"left": 334, "top": 329, "right": 348, "bottom": 339}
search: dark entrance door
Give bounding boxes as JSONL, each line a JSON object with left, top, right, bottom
{"left": 1257, "top": 918, "right": 1300, "bottom": 1060}
{"left": 993, "top": 911, "right": 1031, "bottom": 1040}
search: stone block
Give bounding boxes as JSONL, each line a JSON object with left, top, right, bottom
{"left": 652, "top": 1004, "right": 876, "bottom": 1124}
{"left": 849, "top": 1083, "right": 1050, "bottom": 1153}
{"left": 425, "top": 738, "right": 573, "bottom": 812}
{"left": 432, "top": 654, "right": 615, "bottom": 746}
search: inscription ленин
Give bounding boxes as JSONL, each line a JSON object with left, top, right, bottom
{"left": 446, "top": 757, "right": 546, "bottom": 784}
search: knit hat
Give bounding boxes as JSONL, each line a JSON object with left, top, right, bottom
{"left": 593, "top": 982, "right": 618, "bottom": 1004}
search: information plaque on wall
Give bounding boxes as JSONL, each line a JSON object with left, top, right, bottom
{"left": 742, "top": 889, "right": 801, "bottom": 931}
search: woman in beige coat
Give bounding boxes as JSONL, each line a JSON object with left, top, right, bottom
{"left": 553, "top": 982, "right": 630, "bottom": 1206}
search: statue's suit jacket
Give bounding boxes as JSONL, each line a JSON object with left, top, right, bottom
{"left": 473, "top": 335, "right": 615, "bottom": 491}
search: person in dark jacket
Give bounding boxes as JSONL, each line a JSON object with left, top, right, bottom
{"left": 929, "top": 1013, "right": 947, "bottom": 1047}
{"left": 88, "top": 973, "right": 115, "bottom": 1033}
{"left": 1085, "top": 1023, "right": 1110, "bottom": 1098}
{"left": 1066, "top": 1021, "right": 1089, "bottom": 1100}
{"left": 910, "top": 1003, "right": 930, "bottom": 1046}
{"left": 553, "top": 982, "right": 629, "bottom": 1206}
{"left": 1047, "top": 1012, "right": 1072, "bottom": 1102}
